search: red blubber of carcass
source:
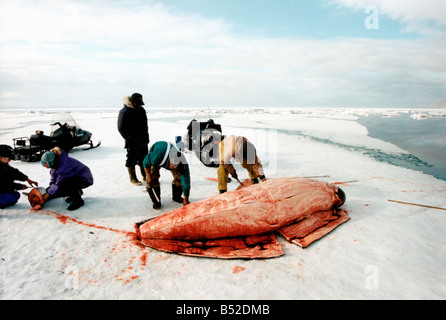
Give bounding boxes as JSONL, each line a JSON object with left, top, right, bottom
{"left": 136, "top": 177, "right": 349, "bottom": 259}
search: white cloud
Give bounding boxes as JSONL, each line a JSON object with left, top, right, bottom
{"left": 333, "top": 0, "right": 446, "bottom": 23}
{"left": 0, "top": 1, "right": 231, "bottom": 43}
{"left": 0, "top": 1, "right": 445, "bottom": 109}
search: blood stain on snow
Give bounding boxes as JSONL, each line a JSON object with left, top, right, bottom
{"left": 232, "top": 266, "right": 246, "bottom": 274}
{"left": 154, "top": 254, "right": 170, "bottom": 262}
{"left": 29, "top": 209, "right": 148, "bottom": 283}
{"left": 32, "top": 209, "right": 128, "bottom": 235}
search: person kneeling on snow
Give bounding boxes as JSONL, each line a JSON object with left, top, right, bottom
{"left": 0, "top": 145, "right": 38, "bottom": 209}
{"left": 143, "top": 141, "right": 191, "bottom": 209}
{"left": 40, "top": 147, "right": 94, "bottom": 211}
{"left": 218, "top": 135, "right": 266, "bottom": 193}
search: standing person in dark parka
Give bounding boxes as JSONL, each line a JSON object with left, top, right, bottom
{"left": 117, "top": 93, "right": 150, "bottom": 186}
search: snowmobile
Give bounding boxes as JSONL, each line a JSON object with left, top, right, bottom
{"left": 183, "top": 118, "right": 223, "bottom": 167}
{"left": 13, "top": 113, "right": 101, "bottom": 162}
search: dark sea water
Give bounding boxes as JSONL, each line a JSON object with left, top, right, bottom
{"left": 358, "top": 113, "right": 446, "bottom": 181}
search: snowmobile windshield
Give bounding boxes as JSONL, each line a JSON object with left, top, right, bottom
{"left": 50, "top": 113, "right": 81, "bottom": 134}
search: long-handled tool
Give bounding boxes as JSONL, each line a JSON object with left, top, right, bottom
{"left": 235, "top": 178, "right": 255, "bottom": 190}
{"left": 388, "top": 200, "right": 446, "bottom": 211}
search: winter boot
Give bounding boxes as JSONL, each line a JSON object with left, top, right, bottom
{"left": 147, "top": 185, "right": 161, "bottom": 209}
{"left": 67, "top": 190, "right": 84, "bottom": 211}
{"left": 139, "top": 165, "right": 147, "bottom": 182}
{"left": 128, "top": 167, "right": 142, "bottom": 186}
{"left": 65, "top": 190, "right": 83, "bottom": 203}
{"left": 172, "top": 184, "right": 183, "bottom": 204}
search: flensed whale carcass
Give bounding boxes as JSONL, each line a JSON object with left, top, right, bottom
{"left": 136, "top": 177, "right": 349, "bottom": 259}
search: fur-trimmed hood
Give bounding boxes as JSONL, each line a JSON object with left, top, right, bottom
{"left": 118, "top": 97, "right": 150, "bottom": 148}
{"left": 123, "top": 96, "right": 134, "bottom": 109}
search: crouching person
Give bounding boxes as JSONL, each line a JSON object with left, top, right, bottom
{"left": 218, "top": 135, "right": 266, "bottom": 193}
{"left": 0, "top": 145, "right": 38, "bottom": 209}
{"left": 40, "top": 147, "right": 93, "bottom": 211}
{"left": 143, "top": 141, "right": 190, "bottom": 209}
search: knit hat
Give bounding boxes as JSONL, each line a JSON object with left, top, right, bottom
{"left": 41, "top": 151, "right": 56, "bottom": 168}
{"left": 0, "top": 145, "right": 14, "bottom": 158}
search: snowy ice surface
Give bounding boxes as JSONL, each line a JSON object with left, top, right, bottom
{"left": 1, "top": 108, "right": 445, "bottom": 300}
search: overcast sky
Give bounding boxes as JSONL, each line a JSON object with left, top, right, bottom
{"left": 0, "top": 0, "right": 445, "bottom": 109}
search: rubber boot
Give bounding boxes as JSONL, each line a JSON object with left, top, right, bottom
{"left": 67, "top": 190, "right": 84, "bottom": 211}
{"left": 172, "top": 184, "right": 183, "bottom": 204}
{"left": 147, "top": 185, "right": 161, "bottom": 209}
{"left": 139, "top": 165, "right": 146, "bottom": 182}
{"left": 128, "top": 167, "right": 142, "bottom": 186}
{"left": 65, "top": 190, "right": 83, "bottom": 203}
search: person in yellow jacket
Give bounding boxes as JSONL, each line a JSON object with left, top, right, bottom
{"left": 217, "top": 135, "right": 266, "bottom": 193}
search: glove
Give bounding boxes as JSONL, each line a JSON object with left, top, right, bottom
{"left": 28, "top": 187, "right": 48, "bottom": 210}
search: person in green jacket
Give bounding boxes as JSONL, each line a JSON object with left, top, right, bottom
{"left": 143, "top": 141, "right": 191, "bottom": 209}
